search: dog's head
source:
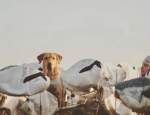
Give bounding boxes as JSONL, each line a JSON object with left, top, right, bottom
{"left": 37, "top": 53, "right": 62, "bottom": 79}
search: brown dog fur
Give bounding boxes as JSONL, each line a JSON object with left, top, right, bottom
{"left": 37, "top": 53, "right": 68, "bottom": 108}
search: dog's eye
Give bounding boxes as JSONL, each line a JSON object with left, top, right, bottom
{"left": 44, "top": 57, "right": 48, "bottom": 60}
{"left": 53, "top": 57, "right": 55, "bottom": 60}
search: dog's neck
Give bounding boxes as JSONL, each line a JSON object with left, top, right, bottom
{"left": 43, "top": 66, "right": 60, "bottom": 80}
{"left": 50, "top": 66, "right": 60, "bottom": 80}
{"left": 50, "top": 74, "right": 61, "bottom": 88}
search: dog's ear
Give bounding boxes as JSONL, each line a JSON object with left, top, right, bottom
{"left": 54, "top": 53, "right": 62, "bottom": 64}
{"left": 37, "top": 53, "right": 45, "bottom": 64}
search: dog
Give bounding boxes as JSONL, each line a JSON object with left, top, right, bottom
{"left": 37, "top": 52, "right": 71, "bottom": 108}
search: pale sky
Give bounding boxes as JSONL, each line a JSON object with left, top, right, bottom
{"left": 0, "top": 0, "right": 150, "bottom": 70}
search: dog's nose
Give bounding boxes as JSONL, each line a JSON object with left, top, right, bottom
{"left": 47, "top": 63, "right": 51, "bottom": 70}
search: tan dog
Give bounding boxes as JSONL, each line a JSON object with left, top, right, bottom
{"left": 37, "top": 53, "right": 62, "bottom": 80}
{"left": 37, "top": 53, "right": 69, "bottom": 108}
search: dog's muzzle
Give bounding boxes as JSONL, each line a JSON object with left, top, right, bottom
{"left": 47, "top": 63, "right": 52, "bottom": 70}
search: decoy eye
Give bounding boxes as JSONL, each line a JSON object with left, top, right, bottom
{"left": 104, "top": 77, "right": 108, "bottom": 81}
{"left": 71, "top": 94, "right": 75, "bottom": 97}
